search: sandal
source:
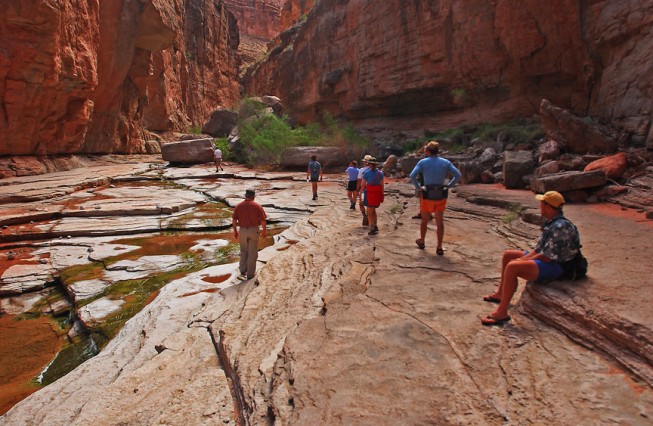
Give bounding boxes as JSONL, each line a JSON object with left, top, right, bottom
{"left": 415, "top": 239, "right": 425, "bottom": 249}
{"left": 481, "top": 315, "right": 511, "bottom": 326}
{"left": 436, "top": 248, "right": 444, "bottom": 256}
{"left": 483, "top": 295, "right": 501, "bottom": 304}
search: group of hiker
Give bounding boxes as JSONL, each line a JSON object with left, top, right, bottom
{"left": 230, "top": 141, "right": 584, "bottom": 326}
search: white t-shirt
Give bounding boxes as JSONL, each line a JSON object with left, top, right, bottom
{"left": 357, "top": 165, "right": 370, "bottom": 179}
{"left": 214, "top": 148, "right": 222, "bottom": 159}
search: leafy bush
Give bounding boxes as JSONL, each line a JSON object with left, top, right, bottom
{"left": 234, "top": 102, "right": 371, "bottom": 166}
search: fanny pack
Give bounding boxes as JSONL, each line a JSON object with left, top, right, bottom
{"left": 422, "top": 184, "right": 448, "bottom": 200}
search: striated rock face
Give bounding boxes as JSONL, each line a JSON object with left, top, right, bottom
{"left": 243, "top": 0, "right": 653, "bottom": 146}
{"left": 280, "top": 0, "right": 315, "bottom": 30}
{"left": 0, "top": 0, "right": 240, "bottom": 156}
{"left": 223, "top": 0, "right": 284, "bottom": 40}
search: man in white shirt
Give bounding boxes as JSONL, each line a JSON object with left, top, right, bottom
{"left": 214, "top": 148, "right": 223, "bottom": 172}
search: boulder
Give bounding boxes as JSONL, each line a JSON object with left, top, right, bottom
{"left": 503, "top": 151, "right": 535, "bottom": 189}
{"left": 536, "top": 160, "right": 560, "bottom": 177}
{"left": 540, "top": 99, "right": 619, "bottom": 154}
{"left": 382, "top": 155, "right": 398, "bottom": 173}
{"left": 279, "top": 146, "right": 362, "bottom": 170}
{"left": 538, "top": 139, "right": 560, "bottom": 162}
{"left": 584, "top": 152, "right": 627, "bottom": 180}
{"left": 531, "top": 170, "right": 607, "bottom": 193}
{"left": 202, "top": 109, "right": 239, "bottom": 137}
{"left": 160, "top": 139, "right": 214, "bottom": 164}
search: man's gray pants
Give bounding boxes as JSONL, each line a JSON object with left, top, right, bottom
{"left": 238, "top": 226, "right": 260, "bottom": 279}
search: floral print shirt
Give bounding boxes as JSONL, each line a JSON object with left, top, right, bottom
{"left": 534, "top": 214, "right": 581, "bottom": 263}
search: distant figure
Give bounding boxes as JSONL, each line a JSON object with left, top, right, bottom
{"left": 345, "top": 160, "right": 359, "bottom": 210}
{"left": 307, "top": 155, "right": 323, "bottom": 200}
{"left": 357, "top": 154, "right": 372, "bottom": 226}
{"left": 232, "top": 189, "right": 267, "bottom": 280}
{"left": 214, "top": 147, "right": 223, "bottom": 172}
{"left": 481, "top": 191, "right": 582, "bottom": 326}
{"left": 360, "top": 157, "right": 384, "bottom": 235}
{"left": 410, "top": 141, "right": 461, "bottom": 255}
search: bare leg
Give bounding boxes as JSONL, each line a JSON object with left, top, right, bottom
{"left": 311, "top": 181, "right": 318, "bottom": 197}
{"left": 490, "top": 259, "right": 539, "bottom": 318}
{"left": 368, "top": 207, "right": 377, "bottom": 229}
{"left": 434, "top": 211, "right": 444, "bottom": 250}
{"left": 419, "top": 212, "right": 429, "bottom": 243}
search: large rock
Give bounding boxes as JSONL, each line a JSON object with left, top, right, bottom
{"left": 531, "top": 170, "right": 607, "bottom": 193}
{"left": 279, "top": 146, "right": 362, "bottom": 170}
{"left": 503, "top": 151, "right": 535, "bottom": 189}
{"left": 584, "top": 152, "right": 628, "bottom": 180}
{"left": 160, "top": 139, "right": 214, "bottom": 164}
{"left": 540, "top": 99, "right": 619, "bottom": 154}
{"left": 201, "top": 109, "right": 238, "bottom": 137}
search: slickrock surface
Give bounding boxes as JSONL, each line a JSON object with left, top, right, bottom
{"left": 1, "top": 164, "right": 652, "bottom": 425}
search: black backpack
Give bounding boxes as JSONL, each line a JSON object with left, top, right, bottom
{"left": 552, "top": 216, "right": 588, "bottom": 281}
{"left": 561, "top": 250, "right": 588, "bottom": 281}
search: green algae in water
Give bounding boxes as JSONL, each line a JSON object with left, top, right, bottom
{"left": 38, "top": 334, "right": 103, "bottom": 386}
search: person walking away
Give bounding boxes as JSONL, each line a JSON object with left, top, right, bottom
{"left": 345, "top": 160, "right": 359, "bottom": 209}
{"left": 232, "top": 189, "right": 267, "bottom": 280}
{"left": 357, "top": 154, "right": 372, "bottom": 225}
{"left": 307, "top": 155, "right": 323, "bottom": 200}
{"left": 214, "top": 147, "right": 224, "bottom": 172}
{"left": 481, "top": 191, "right": 583, "bottom": 325}
{"left": 410, "top": 141, "right": 461, "bottom": 255}
{"left": 360, "top": 157, "right": 384, "bottom": 235}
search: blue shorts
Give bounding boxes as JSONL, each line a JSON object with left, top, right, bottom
{"left": 525, "top": 251, "right": 564, "bottom": 281}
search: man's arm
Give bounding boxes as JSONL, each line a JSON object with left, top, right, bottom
{"left": 260, "top": 218, "right": 267, "bottom": 238}
{"left": 448, "top": 162, "right": 462, "bottom": 187}
{"left": 319, "top": 164, "right": 323, "bottom": 181}
{"left": 232, "top": 217, "right": 239, "bottom": 239}
{"left": 409, "top": 163, "right": 422, "bottom": 190}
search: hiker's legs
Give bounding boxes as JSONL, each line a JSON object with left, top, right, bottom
{"left": 367, "top": 206, "right": 377, "bottom": 229}
{"left": 491, "top": 259, "right": 539, "bottom": 318}
{"left": 311, "top": 181, "right": 318, "bottom": 197}
{"left": 488, "top": 250, "right": 525, "bottom": 299}
{"left": 419, "top": 213, "right": 429, "bottom": 242}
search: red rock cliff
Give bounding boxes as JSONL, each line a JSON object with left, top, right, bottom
{"left": 223, "top": 0, "right": 284, "bottom": 39}
{"left": 243, "top": 0, "right": 653, "bottom": 145}
{"left": 0, "top": 0, "right": 240, "bottom": 155}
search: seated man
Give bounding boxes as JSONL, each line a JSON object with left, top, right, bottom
{"left": 481, "top": 191, "right": 582, "bottom": 326}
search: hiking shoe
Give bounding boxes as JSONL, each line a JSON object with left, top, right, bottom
{"left": 411, "top": 213, "right": 422, "bottom": 219}
{"left": 368, "top": 227, "right": 378, "bottom": 235}
{"left": 362, "top": 216, "right": 369, "bottom": 226}
{"left": 312, "top": 195, "right": 317, "bottom": 200}
{"left": 350, "top": 202, "right": 356, "bottom": 210}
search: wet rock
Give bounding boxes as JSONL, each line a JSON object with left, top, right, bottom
{"left": 68, "top": 280, "right": 112, "bottom": 303}
{"left": 103, "top": 255, "right": 187, "bottom": 281}
{"left": 78, "top": 298, "right": 125, "bottom": 328}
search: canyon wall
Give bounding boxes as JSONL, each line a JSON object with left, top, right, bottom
{"left": 0, "top": 0, "right": 240, "bottom": 156}
{"left": 223, "top": 0, "right": 284, "bottom": 39}
{"left": 243, "top": 0, "right": 653, "bottom": 145}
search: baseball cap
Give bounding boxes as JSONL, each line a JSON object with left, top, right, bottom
{"left": 245, "top": 189, "right": 255, "bottom": 198}
{"left": 535, "top": 191, "right": 565, "bottom": 208}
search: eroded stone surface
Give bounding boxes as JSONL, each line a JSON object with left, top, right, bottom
{"left": 1, "top": 166, "right": 651, "bottom": 425}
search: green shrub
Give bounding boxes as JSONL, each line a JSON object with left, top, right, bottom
{"left": 213, "top": 137, "right": 232, "bottom": 161}
{"left": 234, "top": 102, "right": 372, "bottom": 167}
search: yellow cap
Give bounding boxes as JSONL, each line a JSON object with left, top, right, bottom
{"left": 535, "top": 191, "right": 565, "bottom": 208}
